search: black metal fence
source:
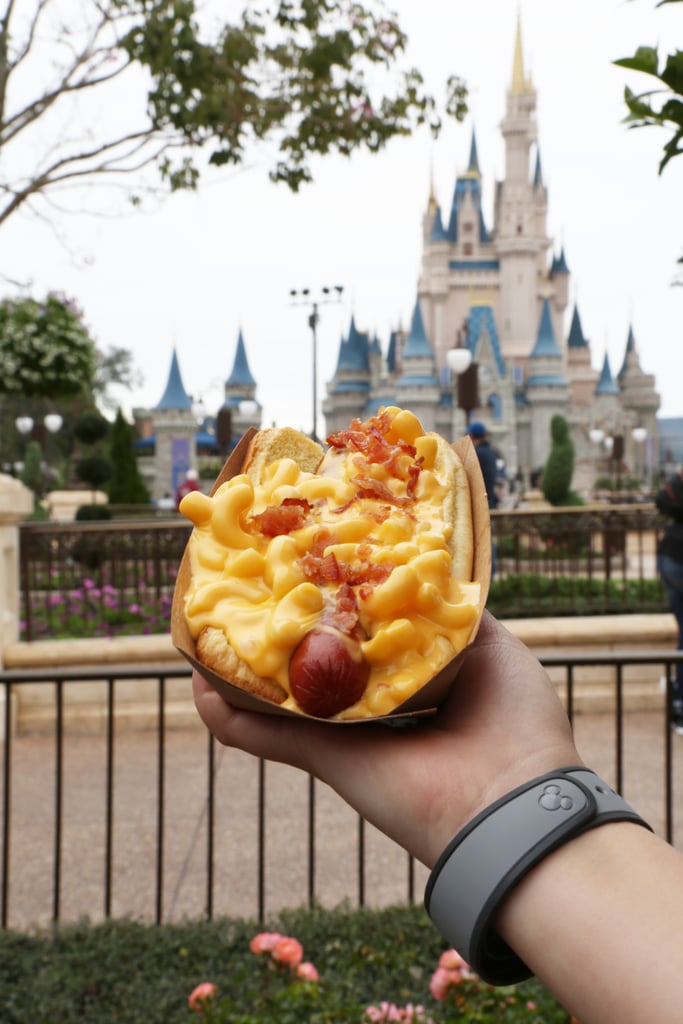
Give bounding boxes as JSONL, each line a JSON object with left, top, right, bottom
{"left": 18, "top": 506, "right": 668, "bottom": 641}
{"left": 491, "top": 503, "right": 668, "bottom": 617}
{"left": 19, "top": 518, "right": 191, "bottom": 641}
{"left": 1, "top": 651, "right": 682, "bottom": 933}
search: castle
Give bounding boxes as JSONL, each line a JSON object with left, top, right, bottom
{"left": 138, "top": 20, "right": 660, "bottom": 502}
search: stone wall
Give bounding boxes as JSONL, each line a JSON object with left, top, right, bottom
{"left": 1, "top": 613, "right": 677, "bottom": 734}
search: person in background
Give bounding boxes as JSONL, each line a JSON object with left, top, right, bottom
{"left": 466, "top": 421, "right": 499, "bottom": 509}
{"left": 175, "top": 468, "right": 201, "bottom": 510}
{"left": 467, "top": 421, "right": 498, "bottom": 575}
{"left": 655, "top": 467, "right": 683, "bottom": 733}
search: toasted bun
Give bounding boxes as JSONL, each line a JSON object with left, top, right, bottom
{"left": 243, "top": 426, "right": 323, "bottom": 479}
{"left": 181, "top": 408, "right": 478, "bottom": 719}
{"left": 196, "top": 626, "right": 288, "bottom": 704}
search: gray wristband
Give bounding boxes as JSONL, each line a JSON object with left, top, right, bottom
{"left": 424, "top": 766, "right": 652, "bottom": 986}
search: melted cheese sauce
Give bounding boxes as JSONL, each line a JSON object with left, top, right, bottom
{"left": 181, "top": 408, "right": 480, "bottom": 719}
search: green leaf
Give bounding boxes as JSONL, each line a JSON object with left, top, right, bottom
{"left": 614, "top": 45, "right": 660, "bottom": 77}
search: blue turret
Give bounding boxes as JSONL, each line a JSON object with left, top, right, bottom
{"left": 397, "top": 299, "right": 438, "bottom": 386}
{"left": 156, "top": 348, "right": 192, "bottom": 410}
{"left": 225, "top": 329, "right": 257, "bottom": 389}
{"left": 567, "top": 305, "right": 588, "bottom": 349}
{"left": 526, "top": 297, "right": 568, "bottom": 388}
{"left": 595, "top": 352, "right": 620, "bottom": 396}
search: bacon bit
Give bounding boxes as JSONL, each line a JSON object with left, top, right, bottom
{"left": 299, "top": 531, "right": 393, "bottom": 592}
{"left": 250, "top": 497, "right": 311, "bottom": 537}
{"left": 350, "top": 475, "right": 412, "bottom": 507}
{"left": 320, "top": 582, "right": 365, "bottom": 636}
{"left": 407, "top": 457, "right": 423, "bottom": 497}
{"left": 301, "top": 550, "right": 341, "bottom": 583}
{"left": 326, "top": 410, "right": 422, "bottom": 507}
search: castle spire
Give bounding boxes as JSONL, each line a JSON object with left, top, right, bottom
{"left": 467, "top": 128, "right": 480, "bottom": 176}
{"left": 156, "top": 348, "right": 192, "bottom": 410}
{"left": 225, "top": 328, "right": 257, "bottom": 388}
{"left": 510, "top": 13, "right": 528, "bottom": 94}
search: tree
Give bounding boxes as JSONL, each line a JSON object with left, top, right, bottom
{"left": 1, "top": 0, "right": 467, "bottom": 230}
{"left": 615, "top": 0, "right": 683, "bottom": 174}
{"left": 0, "top": 293, "right": 97, "bottom": 398}
{"left": 107, "top": 409, "right": 150, "bottom": 505}
{"left": 73, "top": 409, "right": 113, "bottom": 497}
{"left": 542, "top": 414, "right": 576, "bottom": 507}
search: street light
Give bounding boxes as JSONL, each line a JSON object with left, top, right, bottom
{"left": 446, "top": 339, "right": 479, "bottom": 436}
{"left": 589, "top": 427, "right": 605, "bottom": 497}
{"left": 290, "top": 286, "right": 344, "bottom": 442}
{"left": 632, "top": 426, "right": 648, "bottom": 489}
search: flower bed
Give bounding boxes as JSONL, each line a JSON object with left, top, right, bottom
{"left": 0, "top": 905, "right": 569, "bottom": 1024}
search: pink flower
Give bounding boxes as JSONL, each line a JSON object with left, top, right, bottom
{"left": 187, "top": 981, "right": 217, "bottom": 1012}
{"left": 438, "top": 948, "right": 466, "bottom": 971}
{"left": 272, "top": 935, "right": 303, "bottom": 967}
{"left": 249, "top": 931, "right": 282, "bottom": 954}
{"left": 429, "top": 966, "right": 454, "bottom": 1001}
{"left": 296, "top": 961, "right": 319, "bottom": 982}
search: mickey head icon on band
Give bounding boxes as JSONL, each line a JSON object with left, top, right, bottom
{"left": 539, "top": 784, "right": 575, "bottom": 812}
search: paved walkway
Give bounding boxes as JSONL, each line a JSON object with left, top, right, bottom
{"left": 3, "top": 708, "right": 682, "bottom": 932}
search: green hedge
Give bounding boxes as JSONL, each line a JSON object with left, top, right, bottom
{"left": 0, "top": 906, "right": 568, "bottom": 1023}
{"left": 488, "top": 574, "right": 668, "bottom": 617}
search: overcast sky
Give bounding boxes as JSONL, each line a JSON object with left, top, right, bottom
{"left": 3, "top": 0, "right": 682, "bottom": 433}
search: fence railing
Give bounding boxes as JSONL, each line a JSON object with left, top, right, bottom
{"left": 1, "top": 651, "right": 682, "bottom": 932}
{"left": 18, "top": 505, "right": 669, "bottom": 640}
{"left": 19, "top": 517, "right": 191, "bottom": 641}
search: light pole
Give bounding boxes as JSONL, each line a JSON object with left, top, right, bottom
{"left": 589, "top": 426, "right": 605, "bottom": 497}
{"left": 632, "top": 426, "right": 648, "bottom": 491}
{"left": 446, "top": 338, "right": 479, "bottom": 438}
{"left": 290, "top": 286, "right": 344, "bottom": 442}
{"left": 14, "top": 413, "right": 63, "bottom": 485}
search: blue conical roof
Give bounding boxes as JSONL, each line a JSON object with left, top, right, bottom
{"left": 333, "top": 316, "right": 370, "bottom": 380}
{"left": 533, "top": 149, "right": 544, "bottom": 189}
{"left": 402, "top": 300, "right": 433, "bottom": 359}
{"left": 550, "top": 247, "right": 569, "bottom": 275}
{"left": 595, "top": 352, "right": 620, "bottom": 395}
{"left": 225, "top": 329, "right": 257, "bottom": 388}
{"left": 567, "top": 305, "right": 587, "bottom": 348}
{"left": 530, "top": 298, "right": 563, "bottom": 358}
{"left": 617, "top": 325, "right": 636, "bottom": 380}
{"left": 468, "top": 128, "right": 480, "bottom": 175}
{"left": 156, "top": 348, "right": 192, "bottom": 410}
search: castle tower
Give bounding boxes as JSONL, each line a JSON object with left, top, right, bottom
{"left": 395, "top": 298, "right": 440, "bottom": 431}
{"left": 566, "top": 304, "right": 598, "bottom": 408}
{"left": 151, "top": 348, "right": 198, "bottom": 502}
{"left": 322, "top": 316, "right": 372, "bottom": 434}
{"left": 318, "top": 16, "right": 660, "bottom": 490}
{"left": 223, "top": 329, "right": 262, "bottom": 441}
{"left": 525, "top": 297, "right": 571, "bottom": 470}
{"left": 616, "top": 324, "right": 660, "bottom": 474}
{"left": 495, "top": 16, "right": 551, "bottom": 370}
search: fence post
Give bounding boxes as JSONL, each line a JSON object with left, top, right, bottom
{"left": 0, "top": 474, "right": 33, "bottom": 667}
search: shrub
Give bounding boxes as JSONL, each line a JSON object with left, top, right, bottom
{"left": 0, "top": 907, "right": 568, "bottom": 1024}
{"left": 75, "top": 504, "right": 113, "bottom": 521}
{"left": 541, "top": 415, "right": 574, "bottom": 507}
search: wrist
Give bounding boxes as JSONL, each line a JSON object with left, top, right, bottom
{"left": 426, "top": 751, "right": 585, "bottom": 868}
{"left": 424, "top": 766, "right": 652, "bottom": 985}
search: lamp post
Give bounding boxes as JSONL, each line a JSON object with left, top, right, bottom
{"left": 632, "top": 426, "right": 648, "bottom": 491}
{"left": 14, "top": 413, "right": 63, "bottom": 485}
{"left": 290, "top": 286, "right": 344, "bottom": 442}
{"left": 589, "top": 427, "right": 605, "bottom": 497}
{"left": 446, "top": 340, "right": 479, "bottom": 438}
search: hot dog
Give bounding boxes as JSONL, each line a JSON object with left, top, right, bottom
{"left": 178, "top": 406, "right": 481, "bottom": 720}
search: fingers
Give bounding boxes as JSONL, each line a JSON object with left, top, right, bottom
{"left": 191, "top": 669, "right": 378, "bottom": 779}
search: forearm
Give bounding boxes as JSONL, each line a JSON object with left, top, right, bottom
{"left": 497, "top": 822, "right": 683, "bottom": 1024}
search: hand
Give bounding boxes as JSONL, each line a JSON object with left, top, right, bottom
{"left": 192, "top": 612, "right": 580, "bottom": 867}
